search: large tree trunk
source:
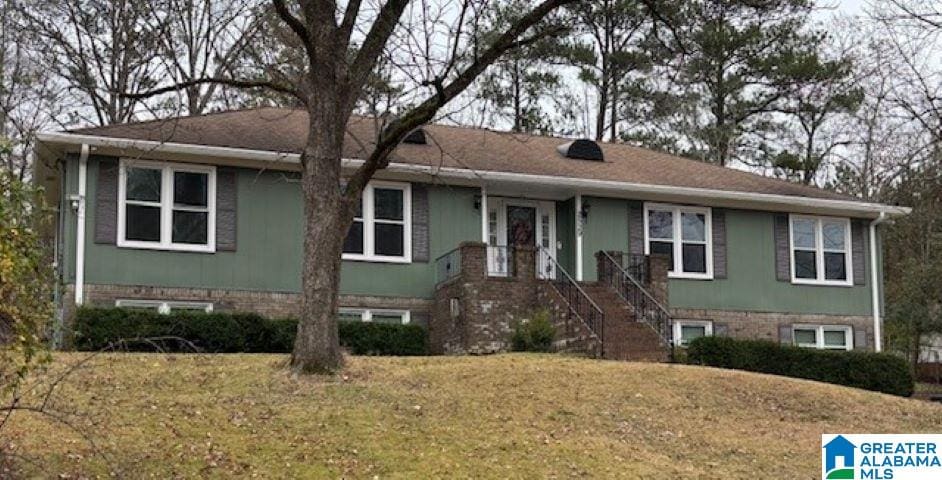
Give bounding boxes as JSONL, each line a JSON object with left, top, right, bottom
{"left": 290, "top": 108, "right": 351, "bottom": 373}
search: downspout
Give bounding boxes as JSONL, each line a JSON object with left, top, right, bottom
{"left": 74, "top": 144, "right": 89, "bottom": 305}
{"left": 575, "top": 194, "right": 583, "bottom": 281}
{"left": 480, "top": 185, "right": 488, "bottom": 244}
{"left": 870, "top": 211, "right": 888, "bottom": 352}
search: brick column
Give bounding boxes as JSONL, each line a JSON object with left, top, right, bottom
{"left": 513, "top": 246, "right": 536, "bottom": 281}
{"left": 458, "top": 241, "right": 487, "bottom": 279}
{"left": 647, "top": 254, "right": 670, "bottom": 307}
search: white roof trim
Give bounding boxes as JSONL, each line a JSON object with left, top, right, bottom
{"left": 36, "top": 131, "right": 911, "bottom": 217}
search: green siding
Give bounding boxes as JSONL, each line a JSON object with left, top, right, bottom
{"left": 61, "top": 156, "right": 878, "bottom": 316}
{"left": 340, "top": 186, "right": 480, "bottom": 298}
{"left": 581, "top": 196, "right": 629, "bottom": 281}
{"left": 555, "top": 198, "right": 575, "bottom": 274}
{"left": 76, "top": 157, "right": 480, "bottom": 299}
{"left": 665, "top": 209, "right": 873, "bottom": 315}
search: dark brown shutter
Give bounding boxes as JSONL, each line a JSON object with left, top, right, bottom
{"left": 94, "top": 157, "right": 119, "bottom": 244}
{"left": 774, "top": 214, "right": 790, "bottom": 282}
{"left": 712, "top": 209, "right": 727, "bottom": 279}
{"left": 215, "top": 168, "right": 238, "bottom": 251}
{"left": 778, "top": 324, "right": 793, "bottom": 345}
{"left": 852, "top": 220, "right": 866, "bottom": 286}
{"left": 411, "top": 184, "right": 429, "bottom": 262}
{"left": 628, "top": 203, "right": 644, "bottom": 255}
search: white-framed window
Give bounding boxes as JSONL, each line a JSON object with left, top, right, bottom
{"left": 118, "top": 159, "right": 216, "bottom": 252}
{"left": 342, "top": 181, "right": 411, "bottom": 263}
{"left": 673, "top": 320, "right": 713, "bottom": 347}
{"left": 338, "top": 308, "right": 411, "bottom": 325}
{"left": 644, "top": 203, "right": 713, "bottom": 279}
{"left": 115, "top": 299, "right": 214, "bottom": 315}
{"left": 792, "top": 324, "right": 853, "bottom": 351}
{"left": 789, "top": 215, "right": 852, "bottom": 286}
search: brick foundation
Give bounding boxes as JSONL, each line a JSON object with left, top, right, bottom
{"left": 62, "top": 284, "right": 432, "bottom": 322}
{"left": 671, "top": 307, "right": 875, "bottom": 350}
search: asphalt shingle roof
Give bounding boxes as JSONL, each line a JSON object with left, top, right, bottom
{"left": 72, "top": 107, "right": 854, "bottom": 201}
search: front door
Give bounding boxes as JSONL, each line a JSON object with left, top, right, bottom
{"left": 506, "top": 205, "right": 536, "bottom": 247}
{"left": 487, "top": 199, "right": 556, "bottom": 279}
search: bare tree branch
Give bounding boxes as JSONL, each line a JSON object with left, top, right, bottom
{"left": 344, "top": 0, "right": 578, "bottom": 199}
{"left": 120, "top": 77, "right": 301, "bottom": 102}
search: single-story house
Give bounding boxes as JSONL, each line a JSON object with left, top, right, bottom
{"left": 34, "top": 107, "right": 909, "bottom": 359}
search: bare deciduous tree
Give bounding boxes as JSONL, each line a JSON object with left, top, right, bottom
{"left": 146, "top": 0, "right": 268, "bottom": 115}
{"left": 16, "top": 0, "right": 166, "bottom": 126}
{"left": 127, "top": 0, "right": 579, "bottom": 373}
{"left": 0, "top": 2, "right": 62, "bottom": 179}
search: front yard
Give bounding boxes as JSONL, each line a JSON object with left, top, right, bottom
{"left": 3, "top": 353, "right": 941, "bottom": 478}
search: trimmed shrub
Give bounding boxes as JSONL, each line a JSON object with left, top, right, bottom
{"left": 686, "top": 336, "right": 914, "bottom": 397}
{"left": 74, "top": 307, "right": 427, "bottom": 356}
{"left": 338, "top": 321, "right": 427, "bottom": 356}
{"left": 511, "top": 310, "right": 556, "bottom": 352}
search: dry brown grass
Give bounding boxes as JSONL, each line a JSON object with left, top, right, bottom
{"left": 3, "top": 353, "right": 940, "bottom": 478}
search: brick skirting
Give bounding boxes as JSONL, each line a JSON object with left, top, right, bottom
{"left": 671, "top": 307, "right": 875, "bottom": 350}
{"left": 62, "top": 284, "right": 432, "bottom": 322}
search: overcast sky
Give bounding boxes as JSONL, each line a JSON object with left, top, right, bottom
{"left": 827, "top": 0, "right": 868, "bottom": 17}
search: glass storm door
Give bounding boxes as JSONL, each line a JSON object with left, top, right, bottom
{"left": 488, "top": 199, "right": 556, "bottom": 279}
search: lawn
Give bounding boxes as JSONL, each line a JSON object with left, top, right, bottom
{"left": 3, "top": 353, "right": 941, "bottom": 478}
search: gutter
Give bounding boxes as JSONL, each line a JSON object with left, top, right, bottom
{"left": 37, "top": 132, "right": 910, "bottom": 218}
{"left": 870, "top": 212, "right": 889, "bottom": 352}
{"left": 74, "top": 144, "right": 89, "bottom": 305}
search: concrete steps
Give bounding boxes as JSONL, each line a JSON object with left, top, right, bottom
{"left": 578, "top": 282, "right": 670, "bottom": 363}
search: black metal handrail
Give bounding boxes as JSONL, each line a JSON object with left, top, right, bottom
{"left": 434, "top": 247, "right": 462, "bottom": 285}
{"left": 599, "top": 251, "right": 673, "bottom": 350}
{"left": 622, "top": 253, "right": 649, "bottom": 284}
{"left": 537, "top": 247, "right": 604, "bottom": 351}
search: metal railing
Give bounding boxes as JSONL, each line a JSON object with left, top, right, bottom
{"left": 538, "top": 247, "right": 604, "bottom": 349}
{"left": 622, "top": 253, "right": 649, "bottom": 284}
{"left": 599, "top": 251, "right": 673, "bottom": 352}
{"left": 435, "top": 247, "right": 462, "bottom": 285}
{"left": 486, "top": 245, "right": 514, "bottom": 277}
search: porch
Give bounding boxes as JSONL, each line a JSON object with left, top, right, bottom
{"left": 429, "top": 240, "right": 674, "bottom": 361}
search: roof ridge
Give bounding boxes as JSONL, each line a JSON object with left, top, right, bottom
{"left": 69, "top": 106, "right": 301, "bottom": 133}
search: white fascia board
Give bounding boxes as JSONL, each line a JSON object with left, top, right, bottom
{"left": 37, "top": 131, "right": 911, "bottom": 218}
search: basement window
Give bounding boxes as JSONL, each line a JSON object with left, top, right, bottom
{"left": 793, "top": 325, "right": 852, "bottom": 351}
{"left": 338, "top": 308, "right": 411, "bottom": 325}
{"left": 118, "top": 159, "right": 216, "bottom": 252}
{"left": 342, "top": 182, "right": 411, "bottom": 263}
{"left": 115, "top": 299, "right": 213, "bottom": 315}
{"left": 644, "top": 203, "right": 713, "bottom": 279}
{"left": 673, "top": 320, "right": 713, "bottom": 347}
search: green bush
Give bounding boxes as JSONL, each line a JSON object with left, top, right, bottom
{"left": 338, "top": 321, "right": 427, "bottom": 356}
{"left": 74, "top": 307, "right": 427, "bottom": 356}
{"left": 511, "top": 310, "right": 556, "bottom": 352}
{"left": 686, "top": 336, "right": 914, "bottom": 397}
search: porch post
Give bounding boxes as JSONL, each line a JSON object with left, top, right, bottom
{"left": 575, "top": 193, "right": 583, "bottom": 281}
{"left": 480, "top": 185, "right": 488, "bottom": 244}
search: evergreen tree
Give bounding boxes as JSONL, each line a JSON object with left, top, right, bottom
{"left": 473, "top": 0, "right": 577, "bottom": 134}
{"left": 772, "top": 55, "right": 863, "bottom": 185}
{"left": 655, "top": 0, "right": 840, "bottom": 167}
{"left": 568, "top": 0, "right": 655, "bottom": 141}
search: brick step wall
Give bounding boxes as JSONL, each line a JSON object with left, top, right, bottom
{"left": 579, "top": 283, "right": 670, "bottom": 362}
